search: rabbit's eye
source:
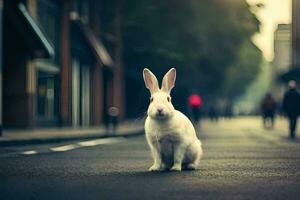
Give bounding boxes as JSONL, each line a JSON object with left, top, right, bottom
{"left": 167, "top": 96, "right": 171, "bottom": 102}
{"left": 150, "top": 97, "right": 153, "bottom": 102}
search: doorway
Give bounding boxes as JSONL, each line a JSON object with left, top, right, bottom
{"left": 71, "top": 58, "right": 91, "bottom": 127}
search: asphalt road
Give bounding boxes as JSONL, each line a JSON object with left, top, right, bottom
{"left": 1, "top": 117, "right": 300, "bottom": 200}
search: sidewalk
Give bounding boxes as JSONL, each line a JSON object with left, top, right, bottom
{"left": 199, "top": 116, "right": 296, "bottom": 140}
{"left": 0, "top": 121, "right": 145, "bottom": 146}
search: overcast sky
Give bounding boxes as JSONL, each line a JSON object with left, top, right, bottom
{"left": 246, "top": 0, "right": 292, "bottom": 61}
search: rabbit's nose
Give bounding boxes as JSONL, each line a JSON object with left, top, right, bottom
{"left": 157, "top": 108, "right": 163, "bottom": 113}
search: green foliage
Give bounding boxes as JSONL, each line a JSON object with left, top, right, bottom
{"left": 101, "top": 0, "right": 262, "bottom": 117}
{"left": 222, "top": 40, "right": 262, "bottom": 99}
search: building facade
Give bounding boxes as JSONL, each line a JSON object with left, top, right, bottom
{"left": 292, "top": 0, "right": 300, "bottom": 67}
{"left": 0, "top": 0, "right": 3, "bottom": 135}
{"left": 1, "top": 0, "right": 124, "bottom": 129}
{"left": 272, "top": 24, "right": 291, "bottom": 99}
{"left": 279, "top": 0, "right": 300, "bottom": 82}
{"left": 273, "top": 24, "right": 291, "bottom": 75}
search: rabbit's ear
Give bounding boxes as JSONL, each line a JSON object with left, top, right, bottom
{"left": 143, "top": 68, "right": 159, "bottom": 94}
{"left": 161, "top": 68, "right": 176, "bottom": 94}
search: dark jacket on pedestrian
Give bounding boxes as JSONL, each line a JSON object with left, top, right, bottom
{"left": 282, "top": 88, "right": 300, "bottom": 117}
{"left": 261, "top": 94, "right": 277, "bottom": 117}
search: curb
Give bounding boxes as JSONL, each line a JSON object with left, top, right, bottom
{"left": 0, "top": 129, "right": 144, "bottom": 147}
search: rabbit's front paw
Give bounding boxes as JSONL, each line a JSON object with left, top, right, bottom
{"left": 185, "top": 163, "right": 197, "bottom": 170}
{"left": 170, "top": 164, "right": 182, "bottom": 171}
{"left": 148, "top": 164, "right": 161, "bottom": 171}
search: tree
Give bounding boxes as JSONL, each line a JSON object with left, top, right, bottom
{"left": 100, "top": 0, "right": 262, "bottom": 117}
{"left": 222, "top": 40, "right": 262, "bottom": 100}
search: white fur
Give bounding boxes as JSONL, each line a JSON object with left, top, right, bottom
{"left": 143, "top": 68, "right": 203, "bottom": 171}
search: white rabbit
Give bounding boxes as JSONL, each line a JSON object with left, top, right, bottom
{"left": 143, "top": 68, "right": 203, "bottom": 171}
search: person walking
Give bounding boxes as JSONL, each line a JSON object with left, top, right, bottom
{"left": 208, "top": 106, "right": 219, "bottom": 122}
{"left": 282, "top": 80, "right": 300, "bottom": 139}
{"left": 188, "top": 94, "right": 203, "bottom": 123}
{"left": 261, "top": 93, "right": 277, "bottom": 129}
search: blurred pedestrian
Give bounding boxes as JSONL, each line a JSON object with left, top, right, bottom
{"left": 188, "top": 94, "right": 203, "bottom": 123}
{"left": 224, "top": 103, "right": 233, "bottom": 119}
{"left": 208, "top": 106, "right": 218, "bottom": 122}
{"left": 261, "top": 93, "right": 277, "bottom": 129}
{"left": 282, "top": 80, "right": 300, "bottom": 139}
{"left": 108, "top": 107, "right": 119, "bottom": 135}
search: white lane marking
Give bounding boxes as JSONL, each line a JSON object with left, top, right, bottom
{"left": 78, "top": 137, "right": 126, "bottom": 147}
{"left": 50, "top": 137, "right": 126, "bottom": 152}
{"left": 21, "top": 150, "right": 38, "bottom": 155}
{"left": 50, "top": 144, "right": 78, "bottom": 152}
{"left": 18, "top": 137, "right": 127, "bottom": 155}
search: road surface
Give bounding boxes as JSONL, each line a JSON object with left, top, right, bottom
{"left": 1, "top": 117, "right": 300, "bottom": 200}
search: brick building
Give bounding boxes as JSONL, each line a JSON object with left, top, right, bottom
{"left": 1, "top": 0, "right": 124, "bottom": 129}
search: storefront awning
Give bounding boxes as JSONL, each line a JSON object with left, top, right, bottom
{"left": 7, "top": 3, "right": 54, "bottom": 58}
{"left": 71, "top": 19, "right": 114, "bottom": 68}
{"left": 278, "top": 66, "right": 300, "bottom": 83}
{"left": 18, "top": 3, "right": 54, "bottom": 58}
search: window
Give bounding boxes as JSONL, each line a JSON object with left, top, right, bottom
{"left": 37, "top": 0, "right": 60, "bottom": 64}
{"left": 37, "top": 71, "right": 58, "bottom": 119}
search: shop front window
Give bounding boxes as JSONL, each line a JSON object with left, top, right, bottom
{"left": 37, "top": 71, "right": 57, "bottom": 119}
